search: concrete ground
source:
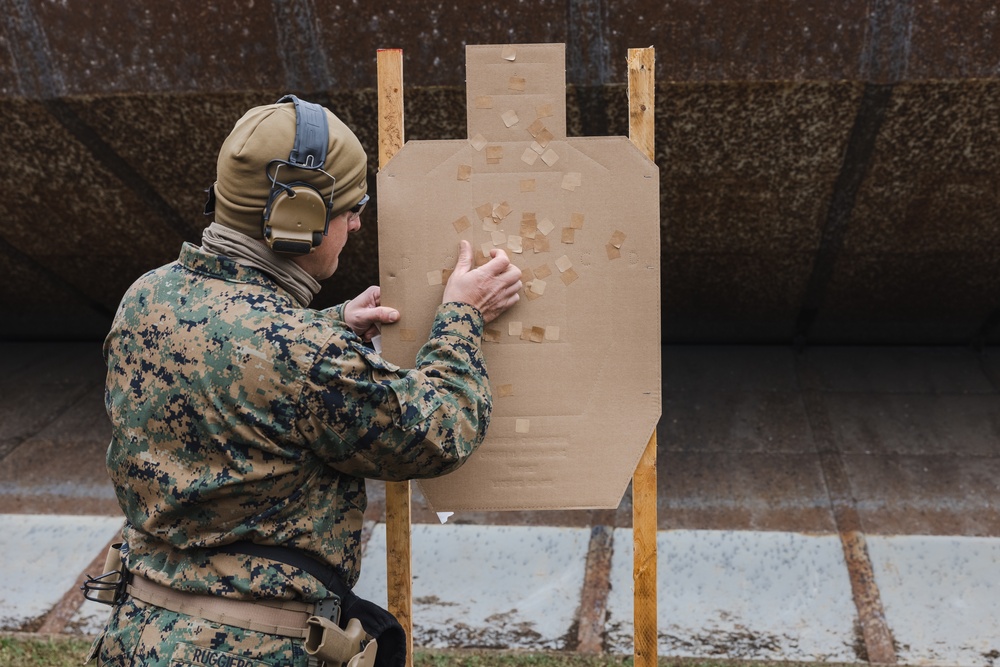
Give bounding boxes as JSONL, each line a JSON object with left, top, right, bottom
{"left": 0, "top": 342, "right": 998, "bottom": 665}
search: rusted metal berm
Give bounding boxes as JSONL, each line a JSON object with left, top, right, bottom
{"left": 0, "top": 1, "right": 998, "bottom": 344}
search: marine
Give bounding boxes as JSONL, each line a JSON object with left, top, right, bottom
{"left": 88, "top": 96, "right": 521, "bottom": 666}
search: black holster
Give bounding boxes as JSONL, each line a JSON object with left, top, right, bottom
{"left": 217, "top": 542, "right": 406, "bottom": 667}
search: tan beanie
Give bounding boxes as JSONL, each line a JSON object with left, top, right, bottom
{"left": 212, "top": 100, "right": 368, "bottom": 238}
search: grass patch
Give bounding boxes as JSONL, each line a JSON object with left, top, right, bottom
{"left": 414, "top": 650, "right": 866, "bottom": 667}
{"left": 0, "top": 636, "right": 869, "bottom": 667}
{"left": 0, "top": 636, "right": 94, "bottom": 667}
{"left": 417, "top": 650, "right": 634, "bottom": 667}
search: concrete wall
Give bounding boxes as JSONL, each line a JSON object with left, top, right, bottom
{"left": 1, "top": 1, "right": 998, "bottom": 344}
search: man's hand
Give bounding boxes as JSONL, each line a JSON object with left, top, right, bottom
{"left": 442, "top": 240, "right": 522, "bottom": 323}
{"left": 344, "top": 286, "right": 399, "bottom": 341}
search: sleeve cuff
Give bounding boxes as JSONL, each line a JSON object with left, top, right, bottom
{"left": 431, "top": 302, "right": 485, "bottom": 344}
{"left": 323, "top": 302, "right": 348, "bottom": 323}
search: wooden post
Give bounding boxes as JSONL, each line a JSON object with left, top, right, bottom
{"left": 628, "top": 46, "right": 658, "bottom": 667}
{"left": 377, "top": 47, "right": 413, "bottom": 667}
{"left": 378, "top": 50, "right": 405, "bottom": 170}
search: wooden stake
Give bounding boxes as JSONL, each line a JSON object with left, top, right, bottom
{"left": 385, "top": 481, "right": 412, "bottom": 666}
{"left": 628, "top": 46, "right": 658, "bottom": 667}
{"left": 378, "top": 49, "right": 405, "bottom": 169}
{"left": 377, "top": 47, "right": 413, "bottom": 667}
{"left": 628, "top": 48, "right": 656, "bottom": 163}
{"left": 632, "top": 433, "right": 658, "bottom": 666}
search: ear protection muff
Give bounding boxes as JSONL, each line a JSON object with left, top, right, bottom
{"left": 261, "top": 95, "right": 337, "bottom": 255}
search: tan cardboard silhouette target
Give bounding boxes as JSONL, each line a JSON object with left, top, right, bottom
{"left": 377, "top": 43, "right": 660, "bottom": 511}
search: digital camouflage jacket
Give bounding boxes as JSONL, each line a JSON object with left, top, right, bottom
{"left": 103, "top": 242, "right": 490, "bottom": 602}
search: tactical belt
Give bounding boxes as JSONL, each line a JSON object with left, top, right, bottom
{"left": 82, "top": 540, "right": 396, "bottom": 667}
{"left": 127, "top": 574, "right": 313, "bottom": 638}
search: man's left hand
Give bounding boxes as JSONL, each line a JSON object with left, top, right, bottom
{"left": 344, "top": 286, "right": 399, "bottom": 341}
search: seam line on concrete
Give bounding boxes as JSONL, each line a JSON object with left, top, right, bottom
{"left": 0, "top": 0, "right": 65, "bottom": 98}
{"left": 567, "top": 0, "right": 611, "bottom": 86}
{"left": 860, "top": 0, "right": 914, "bottom": 84}
{"left": 795, "top": 352, "right": 897, "bottom": 665}
{"left": 37, "top": 534, "right": 119, "bottom": 634}
{"left": 271, "top": 0, "right": 330, "bottom": 91}
{"left": 794, "top": 82, "right": 893, "bottom": 345}
{"left": 42, "top": 99, "right": 195, "bottom": 246}
{"left": 575, "top": 524, "right": 614, "bottom": 654}
{"left": 567, "top": 0, "right": 613, "bottom": 139}
{"left": 0, "top": 3, "right": 120, "bottom": 328}
{"left": 796, "top": 0, "right": 913, "bottom": 344}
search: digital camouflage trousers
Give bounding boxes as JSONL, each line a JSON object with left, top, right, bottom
{"left": 88, "top": 596, "right": 309, "bottom": 667}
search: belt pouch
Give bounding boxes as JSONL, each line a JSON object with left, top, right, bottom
{"left": 305, "top": 616, "right": 369, "bottom": 665}
{"left": 92, "top": 543, "right": 124, "bottom": 604}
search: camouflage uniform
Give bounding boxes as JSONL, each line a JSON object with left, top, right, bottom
{"left": 92, "top": 242, "right": 490, "bottom": 666}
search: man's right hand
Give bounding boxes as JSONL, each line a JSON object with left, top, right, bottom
{"left": 442, "top": 240, "right": 522, "bottom": 323}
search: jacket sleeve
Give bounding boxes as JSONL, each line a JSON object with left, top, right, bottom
{"left": 299, "top": 303, "right": 491, "bottom": 481}
{"left": 324, "top": 302, "right": 348, "bottom": 324}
